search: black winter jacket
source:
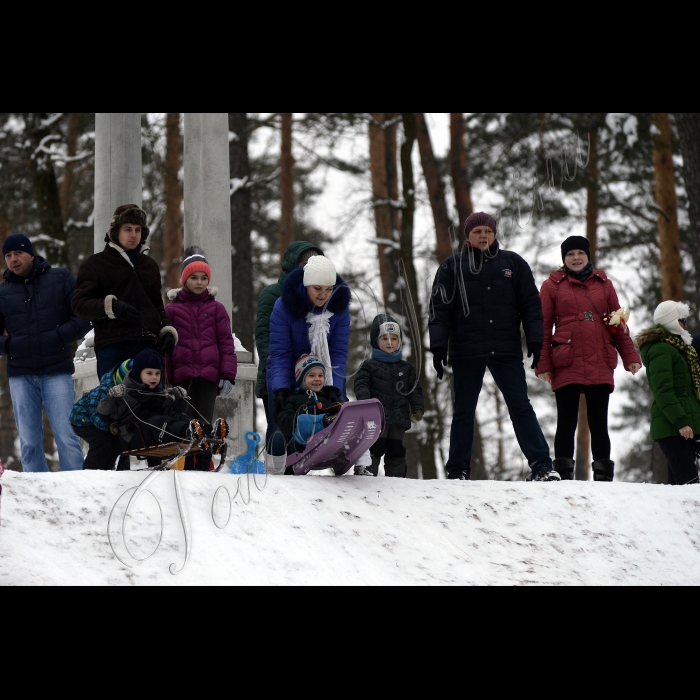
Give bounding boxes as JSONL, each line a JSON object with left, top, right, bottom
{"left": 0, "top": 257, "right": 91, "bottom": 377}
{"left": 429, "top": 242, "right": 543, "bottom": 361}
{"left": 354, "top": 359, "right": 423, "bottom": 431}
{"left": 72, "top": 243, "right": 171, "bottom": 352}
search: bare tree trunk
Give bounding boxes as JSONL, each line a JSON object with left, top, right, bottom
{"left": 163, "top": 113, "right": 184, "bottom": 295}
{"left": 229, "top": 113, "right": 255, "bottom": 352}
{"left": 450, "top": 113, "right": 473, "bottom": 227}
{"left": 674, "top": 113, "right": 700, "bottom": 314}
{"left": 652, "top": 113, "right": 683, "bottom": 302}
{"left": 416, "top": 113, "right": 454, "bottom": 262}
{"left": 574, "top": 125, "right": 601, "bottom": 481}
{"left": 23, "top": 113, "right": 66, "bottom": 266}
{"left": 369, "top": 113, "right": 400, "bottom": 314}
{"left": 60, "top": 112, "right": 80, "bottom": 223}
{"left": 399, "top": 113, "right": 437, "bottom": 480}
{"left": 279, "top": 113, "right": 295, "bottom": 260}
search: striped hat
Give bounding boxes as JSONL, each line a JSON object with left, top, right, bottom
{"left": 181, "top": 246, "right": 212, "bottom": 286}
{"left": 295, "top": 354, "right": 326, "bottom": 387}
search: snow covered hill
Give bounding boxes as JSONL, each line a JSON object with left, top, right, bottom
{"left": 2, "top": 470, "right": 700, "bottom": 586}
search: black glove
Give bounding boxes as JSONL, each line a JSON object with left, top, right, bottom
{"left": 325, "top": 386, "right": 341, "bottom": 404}
{"left": 432, "top": 348, "right": 448, "bottom": 381}
{"left": 112, "top": 300, "right": 141, "bottom": 325}
{"left": 159, "top": 331, "right": 177, "bottom": 355}
{"left": 323, "top": 414, "right": 336, "bottom": 428}
{"left": 274, "top": 389, "right": 291, "bottom": 420}
{"left": 169, "top": 386, "right": 189, "bottom": 401}
{"left": 527, "top": 342, "right": 542, "bottom": 370}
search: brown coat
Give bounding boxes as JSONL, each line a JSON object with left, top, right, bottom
{"left": 72, "top": 243, "right": 169, "bottom": 351}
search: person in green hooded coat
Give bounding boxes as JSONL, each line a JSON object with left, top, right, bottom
{"left": 636, "top": 300, "right": 700, "bottom": 485}
{"left": 255, "top": 241, "right": 323, "bottom": 474}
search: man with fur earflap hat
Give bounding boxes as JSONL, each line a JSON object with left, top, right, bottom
{"left": 72, "top": 204, "right": 178, "bottom": 379}
{"left": 637, "top": 301, "right": 700, "bottom": 485}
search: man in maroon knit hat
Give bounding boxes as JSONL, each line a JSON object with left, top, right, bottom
{"left": 429, "top": 212, "right": 558, "bottom": 482}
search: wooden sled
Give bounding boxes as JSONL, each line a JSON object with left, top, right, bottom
{"left": 122, "top": 439, "right": 228, "bottom": 471}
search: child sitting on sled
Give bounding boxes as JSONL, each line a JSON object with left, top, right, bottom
{"left": 72, "top": 349, "right": 228, "bottom": 471}
{"left": 277, "top": 353, "right": 373, "bottom": 475}
{"left": 353, "top": 315, "right": 424, "bottom": 478}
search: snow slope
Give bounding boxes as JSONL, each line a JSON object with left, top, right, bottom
{"left": 2, "top": 470, "right": 700, "bottom": 586}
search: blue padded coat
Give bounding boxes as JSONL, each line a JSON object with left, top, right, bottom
{"left": 267, "top": 266, "right": 351, "bottom": 394}
{"left": 0, "top": 257, "right": 92, "bottom": 377}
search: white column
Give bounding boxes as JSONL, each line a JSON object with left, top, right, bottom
{"left": 184, "top": 114, "right": 254, "bottom": 458}
{"left": 183, "top": 113, "right": 233, "bottom": 325}
{"left": 94, "top": 113, "right": 142, "bottom": 253}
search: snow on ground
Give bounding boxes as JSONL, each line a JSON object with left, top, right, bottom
{"left": 2, "top": 470, "right": 700, "bottom": 586}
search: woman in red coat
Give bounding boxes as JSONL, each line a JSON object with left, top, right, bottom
{"left": 536, "top": 236, "right": 641, "bottom": 482}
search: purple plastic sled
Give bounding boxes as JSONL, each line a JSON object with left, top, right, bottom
{"left": 287, "top": 400, "right": 386, "bottom": 476}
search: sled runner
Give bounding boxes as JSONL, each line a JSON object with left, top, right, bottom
{"left": 286, "top": 399, "right": 385, "bottom": 476}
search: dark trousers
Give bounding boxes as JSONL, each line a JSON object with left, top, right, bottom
{"left": 448, "top": 356, "right": 551, "bottom": 478}
{"left": 95, "top": 340, "right": 157, "bottom": 380}
{"left": 179, "top": 378, "right": 218, "bottom": 470}
{"left": 370, "top": 425, "right": 407, "bottom": 478}
{"left": 554, "top": 384, "right": 612, "bottom": 461}
{"left": 265, "top": 392, "right": 288, "bottom": 457}
{"left": 657, "top": 436, "right": 700, "bottom": 485}
{"left": 72, "top": 424, "right": 124, "bottom": 471}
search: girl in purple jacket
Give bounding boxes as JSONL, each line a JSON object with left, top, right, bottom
{"left": 165, "top": 248, "right": 237, "bottom": 467}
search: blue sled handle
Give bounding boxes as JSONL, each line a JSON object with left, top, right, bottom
{"left": 231, "top": 432, "right": 265, "bottom": 474}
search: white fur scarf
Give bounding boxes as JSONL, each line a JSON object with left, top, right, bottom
{"left": 306, "top": 310, "right": 334, "bottom": 385}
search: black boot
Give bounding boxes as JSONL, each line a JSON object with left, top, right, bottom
{"left": 593, "top": 459, "right": 615, "bottom": 482}
{"left": 553, "top": 458, "right": 575, "bottom": 481}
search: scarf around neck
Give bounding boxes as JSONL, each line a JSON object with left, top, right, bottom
{"left": 663, "top": 330, "right": 700, "bottom": 401}
{"left": 372, "top": 347, "right": 403, "bottom": 363}
{"left": 565, "top": 262, "right": 594, "bottom": 282}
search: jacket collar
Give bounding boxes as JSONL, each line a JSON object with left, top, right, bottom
{"left": 168, "top": 287, "right": 219, "bottom": 303}
{"left": 549, "top": 268, "right": 607, "bottom": 285}
{"left": 106, "top": 241, "right": 151, "bottom": 268}
{"left": 281, "top": 265, "right": 351, "bottom": 319}
{"left": 3, "top": 256, "right": 51, "bottom": 284}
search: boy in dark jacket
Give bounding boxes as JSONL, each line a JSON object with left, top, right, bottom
{"left": 354, "top": 315, "right": 424, "bottom": 478}
{"left": 277, "top": 354, "right": 337, "bottom": 455}
{"left": 76, "top": 349, "right": 228, "bottom": 471}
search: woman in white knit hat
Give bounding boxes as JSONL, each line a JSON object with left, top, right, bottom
{"left": 267, "top": 255, "right": 352, "bottom": 462}
{"left": 636, "top": 301, "right": 700, "bottom": 485}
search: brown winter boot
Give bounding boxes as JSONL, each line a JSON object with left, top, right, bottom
{"left": 553, "top": 458, "right": 575, "bottom": 481}
{"left": 593, "top": 459, "right": 615, "bottom": 482}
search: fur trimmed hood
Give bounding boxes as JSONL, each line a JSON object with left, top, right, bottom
{"left": 167, "top": 286, "right": 219, "bottom": 302}
{"left": 635, "top": 326, "right": 667, "bottom": 349}
{"left": 281, "top": 265, "right": 351, "bottom": 319}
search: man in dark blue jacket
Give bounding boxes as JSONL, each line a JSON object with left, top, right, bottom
{"left": 0, "top": 234, "right": 92, "bottom": 472}
{"left": 429, "top": 213, "right": 557, "bottom": 482}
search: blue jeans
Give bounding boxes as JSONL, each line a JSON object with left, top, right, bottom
{"left": 96, "top": 341, "right": 156, "bottom": 380}
{"left": 447, "top": 356, "right": 551, "bottom": 478}
{"left": 9, "top": 373, "right": 85, "bottom": 473}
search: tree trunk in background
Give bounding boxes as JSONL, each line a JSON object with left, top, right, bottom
{"left": 60, "top": 112, "right": 80, "bottom": 223}
{"left": 652, "top": 113, "right": 683, "bottom": 302}
{"left": 416, "top": 113, "right": 454, "bottom": 262}
{"left": 228, "top": 113, "right": 255, "bottom": 352}
{"left": 674, "top": 113, "right": 700, "bottom": 315}
{"left": 369, "top": 113, "right": 400, "bottom": 315}
{"left": 279, "top": 113, "right": 295, "bottom": 260}
{"left": 450, "top": 113, "right": 473, "bottom": 228}
{"left": 24, "top": 113, "right": 66, "bottom": 266}
{"left": 163, "top": 113, "right": 184, "bottom": 294}
{"left": 385, "top": 113, "right": 402, "bottom": 246}
{"left": 400, "top": 113, "right": 437, "bottom": 480}
{"left": 574, "top": 125, "right": 601, "bottom": 481}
